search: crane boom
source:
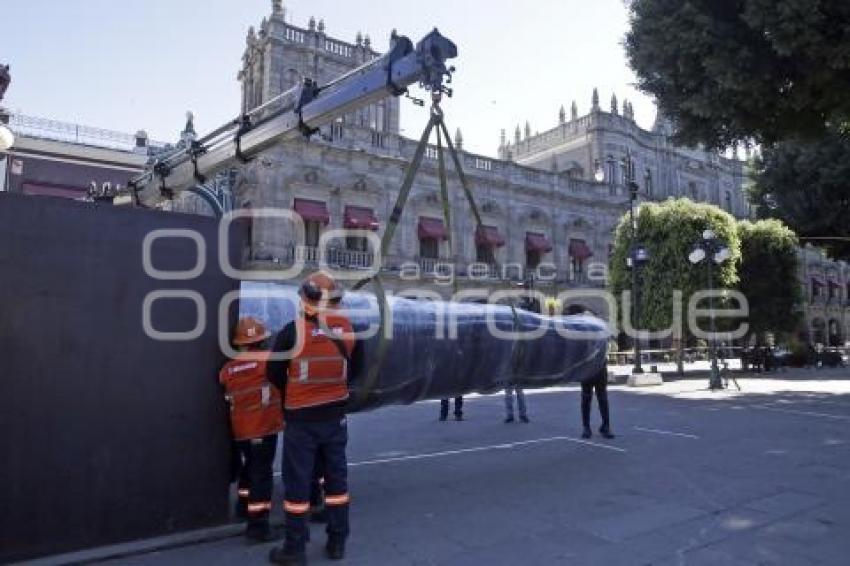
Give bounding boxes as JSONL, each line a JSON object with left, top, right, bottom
{"left": 129, "top": 29, "right": 458, "bottom": 206}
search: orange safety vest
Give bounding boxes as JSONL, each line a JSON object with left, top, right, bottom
{"left": 219, "top": 352, "right": 283, "bottom": 441}
{"left": 285, "top": 313, "right": 355, "bottom": 410}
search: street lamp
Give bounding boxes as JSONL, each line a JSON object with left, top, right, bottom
{"left": 595, "top": 149, "right": 648, "bottom": 375}
{"left": 688, "top": 228, "right": 731, "bottom": 390}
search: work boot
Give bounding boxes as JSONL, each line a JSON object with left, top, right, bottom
{"left": 599, "top": 425, "right": 615, "bottom": 440}
{"left": 439, "top": 414, "right": 447, "bottom": 421}
{"left": 454, "top": 413, "right": 464, "bottom": 421}
{"left": 325, "top": 536, "right": 346, "bottom": 561}
{"left": 245, "top": 521, "right": 279, "bottom": 544}
{"left": 519, "top": 415, "right": 530, "bottom": 424}
{"left": 268, "top": 545, "right": 306, "bottom": 565}
{"left": 504, "top": 415, "right": 515, "bottom": 424}
{"left": 581, "top": 427, "right": 592, "bottom": 439}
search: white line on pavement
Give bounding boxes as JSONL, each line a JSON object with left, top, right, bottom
{"left": 272, "top": 435, "right": 626, "bottom": 476}
{"left": 633, "top": 426, "right": 700, "bottom": 439}
{"left": 752, "top": 405, "right": 850, "bottom": 421}
{"left": 348, "top": 435, "right": 626, "bottom": 467}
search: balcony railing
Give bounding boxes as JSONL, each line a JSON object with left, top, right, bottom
{"left": 8, "top": 113, "right": 165, "bottom": 152}
{"left": 292, "top": 246, "right": 376, "bottom": 270}
{"left": 326, "top": 248, "right": 375, "bottom": 270}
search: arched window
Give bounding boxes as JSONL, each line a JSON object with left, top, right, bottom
{"left": 724, "top": 191, "right": 732, "bottom": 212}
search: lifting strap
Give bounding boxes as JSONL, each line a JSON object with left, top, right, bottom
{"left": 347, "top": 102, "right": 525, "bottom": 408}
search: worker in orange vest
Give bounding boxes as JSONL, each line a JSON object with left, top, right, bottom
{"left": 220, "top": 316, "right": 283, "bottom": 543}
{"left": 268, "top": 272, "right": 356, "bottom": 565}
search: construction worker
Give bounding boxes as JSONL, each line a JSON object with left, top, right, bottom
{"left": 581, "top": 367, "right": 614, "bottom": 439}
{"left": 268, "top": 272, "right": 356, "bottom": 565}
{"left": 219, "top": 317, "right": 283, "bottom": 543}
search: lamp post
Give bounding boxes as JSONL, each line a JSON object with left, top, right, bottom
{"left": 688, "top": 229, "right": 731, "bottom": 390}
{"left": 596, "top": 149, "right": 648, "bottom": 376}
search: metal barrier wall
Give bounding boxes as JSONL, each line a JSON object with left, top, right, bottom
{"left": 0, "top": 194, "right": 243, "bottom": 562}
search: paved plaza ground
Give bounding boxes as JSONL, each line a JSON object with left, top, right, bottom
{"left": 40, "top": 367, "right": 850, "bottom": 565}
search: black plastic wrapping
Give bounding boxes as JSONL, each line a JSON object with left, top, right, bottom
{"left": 241, "top": 282, "right": 609, "bottom": 411}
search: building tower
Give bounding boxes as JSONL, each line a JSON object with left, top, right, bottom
{"left": 237, "top": 1, "right": 400, "bottom": 135}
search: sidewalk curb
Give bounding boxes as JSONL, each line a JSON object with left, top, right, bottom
{"left": 16, "top": 521, "right": 259, "bottom": 566}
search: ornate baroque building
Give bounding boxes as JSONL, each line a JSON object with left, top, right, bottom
{"left": 230, "top": 2, "right": 750, "bottom": 314}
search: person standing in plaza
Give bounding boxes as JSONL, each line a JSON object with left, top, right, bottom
{"left": 439, "top": 396, "right": 464, "bottom": 421}
{"left": 503, "top": 386, "right": 529, "bottom": 423}
{"left": 581, "top": 368, "right": 614, "bottom": 439}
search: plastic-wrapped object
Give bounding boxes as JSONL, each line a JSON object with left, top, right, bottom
{"left": 240, "top": 281, "right": 608, "bottom": 411}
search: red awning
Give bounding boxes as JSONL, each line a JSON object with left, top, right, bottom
{"left": 22, "top": 182, "right": 86, "bottom": 199}
{"left": 811, "top": 276, "right": 825, "bottom": 287}
{"left": 569, "top": 239, "right": 593, "bottom": 260}
{"left": 418, "top": 217, "right": 448, "bottom": 240}
{"left": 344, "top": 206, "right": 378, "bottom": 231}
{"left": 525, "top": 232, "right": 553, "bottom": 253}
{"left": 293, "top": 198, "right": 329, "bottom": 224}
{"left": 475, "top": 225, "right": 505, "bottom": 248}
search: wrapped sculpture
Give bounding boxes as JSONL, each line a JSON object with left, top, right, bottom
{"left": 240, "top": 282, "right": 609, "bottom": 411}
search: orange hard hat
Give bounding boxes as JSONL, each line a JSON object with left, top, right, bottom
{"left": 299, "top": 272, "right": 343, "bottom": 312}
{"left": 233, "top": 316, "right": 270, "bottom": 346}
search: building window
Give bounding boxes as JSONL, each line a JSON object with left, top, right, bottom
{"left": 305, "top": 220, "right": 321, "bottom": 248}
{"left": 346, "top": 236, "right": 368, "bottom": 252}
{"left": 420, "top": 237, "right": 439, "bottom": 259}
{"left": 474, "top": 158, "right": 492, "bottom": 171}
{"left": 689, "top": 181, "right": 698, "bottom": 200}
{"left": 371, "top": 101, "right": 386, "bottom": 131}
{"left": 476, "top": 243, "right": 495, "bottom": 264}
{"left": 526, "top": 249, "right": 542, "bottom": 270}
{"left": 425, "top": 146, "right": 439, "bottom": 160}
{"left": 570, "top": 257, "right": 585, "bottom": 280}
{"left": 644, "top": 169, "right": 652, "bottom": 195}
{"left": 606, "top": 156, "right": 616, "bottom": 186}
{"left": 724, "top": 190, "right": 732, "bottom": 212}
{"left": 331, "top": 118, "right": 344, "bottom": 141}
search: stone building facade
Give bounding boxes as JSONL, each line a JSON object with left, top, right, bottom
{"left": 232, "top": 2, "right": 755, "bottom": 315}
{"left": 503, "top": 90, "right": 749, "bottom": 219}
{"left": 1, "top": 111, "right": 156, "bottom": 198}
{"left": 797, "top": 245, "right": 850, "bottom": 346}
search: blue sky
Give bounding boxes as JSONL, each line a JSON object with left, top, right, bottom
{"left": 2, "top": 0, "right": 654, "bottom": 156}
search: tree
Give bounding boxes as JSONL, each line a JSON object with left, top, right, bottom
{"left": 625, "top": 0, "right": 850, "bottom": 148}
{"left": 736, "top": 219, "right": 802, "bottom": 344}
{"left": 609, "top": 198, "right": 741, "bottom": 371}
{"left": 749, "top": 129, "right": 850, "bottom": 259}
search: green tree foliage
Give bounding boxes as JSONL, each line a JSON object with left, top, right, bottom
{"left": 736, "top": 219, "right": 802, "bottom": 343}
{"left": 749, "top": 129, "right": 850, "bottom": 259}
{"left": 625, "top": 0, "right": 850, "bottom": 148}
{"left": 609, "top": 198, "right": 741, "bottom": 337}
